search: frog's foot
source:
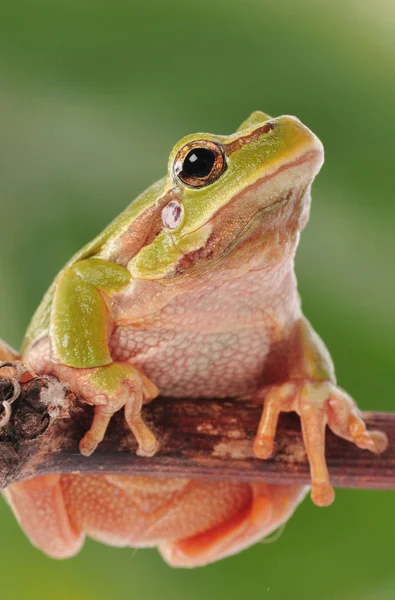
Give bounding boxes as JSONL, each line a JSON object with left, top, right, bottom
{"left": 253, "top": 380, "right": 388, "bottom": 507}
{"left": 53, "top": 362, "right": 160, "bottom": 458}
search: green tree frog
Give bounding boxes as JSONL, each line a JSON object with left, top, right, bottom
{"left": 1, "top": 111, "right": 387, "bottom": 567}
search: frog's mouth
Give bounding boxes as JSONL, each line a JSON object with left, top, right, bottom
{"left": 219, "top": 147, "right": 321, "bottom": 217}
{"left": 176, "top": 148, "right": 322, "bottom": 270}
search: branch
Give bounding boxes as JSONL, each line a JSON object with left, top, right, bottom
{"left": 0, "top": 371, "right": 393, "bottom": 491}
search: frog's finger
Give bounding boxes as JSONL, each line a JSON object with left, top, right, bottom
{"left": 79, "top": 405, "right": 113, "bottom": 457}
{"left": 253, "top": 383, "right": 296, "bottom": 459}
{"left": 124, "top": 384, "right": 160, "bottom": 457}
{"left": 125, "top": 411, "right": 160, "bottom": 457}
{"left": 140, "top": 372, "right": 160, "bottom": 404}
{"left": 298, "top": 399, "right": 335, "bottom": 507}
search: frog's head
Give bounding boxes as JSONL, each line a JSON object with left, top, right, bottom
{"left": 128, "top": 111, "right": 324, "bottom": 280}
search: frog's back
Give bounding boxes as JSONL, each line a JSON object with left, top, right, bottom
{"left": 22, "top": 178, "right": 167, "bottom": 352}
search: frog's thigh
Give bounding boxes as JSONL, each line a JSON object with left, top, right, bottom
{"left": 4, "top": 476, "right": 84, "bottom": 558}
{"left": 159, "top": 484, "right": 306, "bottom": 567}
{"left": 59, "top": 476, "right": 255, "bottom": 548}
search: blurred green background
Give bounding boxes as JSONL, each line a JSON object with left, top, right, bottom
{"left": 0, "top": 0, "right": 394, "bottom": 598}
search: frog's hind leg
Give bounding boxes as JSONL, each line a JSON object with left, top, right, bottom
{"left": 4, "top": 475, "right": 84, "bottom": 558}
{"left": 159, "top": 484, "right": 306, "bottom": 568}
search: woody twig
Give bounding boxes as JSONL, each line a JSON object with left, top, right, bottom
{"left": 0, "top": 368, "right": 393, "bottom": 492}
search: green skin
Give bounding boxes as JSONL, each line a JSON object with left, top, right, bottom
{"left": 20, "top": 110, "right": 386, "bottom": 510}
{"left": 23, "top": 111, "right": 317, "bottom": 362}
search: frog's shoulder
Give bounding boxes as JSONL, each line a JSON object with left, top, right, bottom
{"left": 68, "top": 177, "right": 168, "bottom": 266}
{"left": 22, "top": 178, "right": 167, "bottom": 352}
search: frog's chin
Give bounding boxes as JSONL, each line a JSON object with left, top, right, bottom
{"left": 199, "top": 150, "right": 321, "bottom": 261}
{"left": 198, "top": 146, "right": 322, "bottom": 233}
{"left": 218, "top": 188, "right": 305, "bottom": 264}
{"left": 231, "top": 147, "right": 322, "bottom": 216}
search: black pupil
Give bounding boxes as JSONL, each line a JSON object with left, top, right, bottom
{"left": 183, "top": 148, "right": 216, "bottom": 178}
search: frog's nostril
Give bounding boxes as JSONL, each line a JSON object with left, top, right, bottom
{"left": 262, "top": 122, "right": 276, "bottom": 134}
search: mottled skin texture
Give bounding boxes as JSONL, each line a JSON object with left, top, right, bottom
{"left": 3, "top": 111, "right": 387, "bottom": 567}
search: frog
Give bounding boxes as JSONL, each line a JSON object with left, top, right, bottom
{"left": 1, "top": 111, "right": 387, "bottom": 567}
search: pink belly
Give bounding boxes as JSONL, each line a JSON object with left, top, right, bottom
{"left": 110, "top": 326, "right": 270, "bottom": 398}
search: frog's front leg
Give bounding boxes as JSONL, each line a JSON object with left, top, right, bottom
{"left": 253, "top": 318, "right": 388, "bottom": 506}
{"left": 49, "top": 258, "right": 160, "bottom": 457}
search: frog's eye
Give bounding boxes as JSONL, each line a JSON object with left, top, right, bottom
{"left": 174, "top": 140, "right": 226, "bottom": 188}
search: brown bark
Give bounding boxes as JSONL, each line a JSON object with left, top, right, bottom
{"left": 0, "top": 373, "right": 393, "bottom": 491}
